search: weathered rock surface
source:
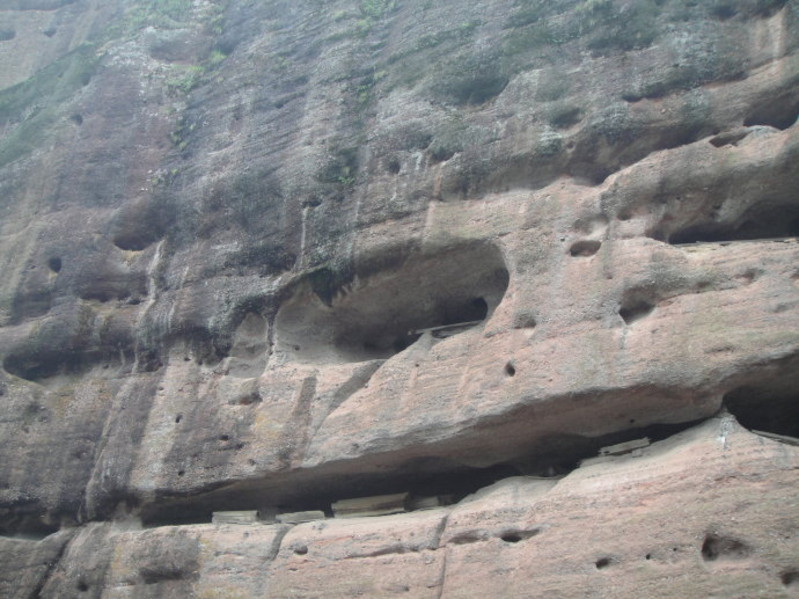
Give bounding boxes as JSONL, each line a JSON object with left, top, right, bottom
{"left": 4, "top": 416, "right": 798, "bottom": 597}
{"left": 1, "top": 0, "right": 799, "bottom": 596}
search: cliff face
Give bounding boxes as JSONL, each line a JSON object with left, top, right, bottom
{"left": 1, "top": 0, "right": 799, "bottom": 596}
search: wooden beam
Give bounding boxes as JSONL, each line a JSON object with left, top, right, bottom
{"left": 409, "top": 320, "right": 482, "bottom": 338}
{"left": 332, "top": 492, "right": 409, "bottom": 518}
{"left": 598, "top": 437, "right": 650, "bottom": 456}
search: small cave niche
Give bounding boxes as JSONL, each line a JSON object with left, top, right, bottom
{"left": 385, "top": 156, "right": 402, "bottom": 174}
{"left": 709, "top": 129, "right": 751, "bottom": 148}
{"left": 47, "top": 256, "right": 62, "bottom": 273}
{"left": 723, "top": 364, "right": 799, "bottom": 439}
{"left": 701, "top": 533, "right": 750, "bottom": 562}
{"left": 595, "top": 557, "right": 612, "bottom": 569}
{"left": 619, "top": 301, "right": 654, "bottom": 324}
{"left": 0, "top": 506, "right": 60, "bottom": 539}
{"left": 140, "top": 566, "right": 188, "bottom": 585}
{"left": 4, "top": 351, "right": 87, "bottom": 382}
{"left": 501, "top": 532, "right": 522, "bottom": 543}
{"left": 618, "top": 290, "right": 655, "bottom": 325}
{"left": 743, "top": 90, "right": 799, "bottom": 131}
{"left": 781, "top": 570, "right": 799, "bottom": 587}
{"left": 666, "top": 199, "right": 799, "bottom": 245}
{"left": 569, "top": 240, "right": 602, "bottom": 257}
{"left": 110, "top": 199, "right": 172, "bottom": 252}
{"left": 4, "top": 326, "right": 135, "bottom": 382}
{"left": 500, "top": 528, "right": 539, "bottom": 544}
{"left": 274, "top": 243, "right": 509, "bottom": 363}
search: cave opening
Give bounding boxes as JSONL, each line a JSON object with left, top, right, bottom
{"left": 724, "top": 372, "right": 799, "bottom": 439}
{"left": 2, "top": 347, "right": 130, "bottom": 383}
{"left": 0, "top": 506, "right": 60, "bottom": 539}
{"left": 668, "top": 201, "right": 799, "bottom": 245}
{"left": 619, "top": 300, "right": 655, "bottom": 325}
{"left": 137, "top": 417, "right": 707, "bottom": 530}
{"left": 618, "top": 286, "right": 657, "bottom": 325}
{"left": 274, "top": 243, "right": 509, "bottom": 363}
{"left": 701, "top": 533, "right": 751, "bottom": 562}
{"left": 743, "top": 90, "right": 799, "bottom": 131}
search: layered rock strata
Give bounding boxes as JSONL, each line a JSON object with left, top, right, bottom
{"left": 1, "top": 0, "right": 798, "bottom": 596}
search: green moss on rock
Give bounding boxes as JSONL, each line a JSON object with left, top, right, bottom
{"left": 0, "top": 44, "right": 100, "bottom": 167}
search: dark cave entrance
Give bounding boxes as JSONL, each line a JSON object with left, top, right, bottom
{"left": 274, "top": 243, "right": 509, "bottom": 363}
{"left": 668, "top": 201, "right": 799, "bottom": 245}
{"left": 724, "top": 381, "right": 799, "bottom": 439}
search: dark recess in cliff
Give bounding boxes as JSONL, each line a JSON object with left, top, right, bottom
{"left": 274, "top": 243, "right": 509, "bottom": 363}
{"left": 668, "top": 200, "right": 799, "bottom": 244}
{"left": 137, "top": 417, "right": 705, "bottom": 529}
{"left": 724, "top": 362, "right": 799, "bottom": 438}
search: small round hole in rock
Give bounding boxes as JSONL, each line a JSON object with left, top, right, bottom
{"left": 77, "top": 581, "right": 89, "bottom": 592}
{"left": 175, "top": 414, "right": 183, "bottom": 423}
{"left": 48, "top": 257, "right": 62, "bottom": 273}
{"left": 501, "top": 533, "right": 522, "bottom": 543}
{"left": 505, "top": 362, "right": 516, "bottom": 377}
{"left": 294, "top": 545, "right": 308, "bottom": 555}
{"left": 219, "top": 434, "right": 230, "bottom": 442}
{"left": 645, "top": 553, "right": 652, "bottom": 560}
{"left": 595, "top": 557, "right": 611, "bottom": 569}
{"left": 569, "top": 240, "right": 601, "bottom": 257}
{"left": 177, "top": 470, "right": 185, "bottom": 477}
{"left": 238, "top": 393, "right": 261, "bottom": 406}
{"left": 619, "top": 300, "right": 654, "bottom": 325}
{"left": 781, "top": 570, "right": 799, "bottom": 586}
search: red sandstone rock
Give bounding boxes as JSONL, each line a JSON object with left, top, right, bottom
{"left": 0, "top": 1, "right": 798, "bottom": 596}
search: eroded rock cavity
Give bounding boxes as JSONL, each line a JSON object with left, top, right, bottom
{"left": 274, "top": 243, "right": 509, "bottom": 363}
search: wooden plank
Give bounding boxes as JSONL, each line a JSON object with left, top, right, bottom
{"left": 212, "top": 510, "right": 259, "bottom": 525}
{"left": 675, "top": 236, "right": 798, "bottom": 248}
{"left": 331, "top": 492, "right": 409, "bottom": 518}
{"left": 276, "top": 510, "right": 326, "bottom": 524}
{"left": 598, "top": 437, "right": 650, "bottom": 456}
{"left": 408, "top": 495, "right": 453, "bottom": 511}
{"left": 410, "top": 321, "right": 482, "bottom": 338}
{"left": 752, "top": 430, "right": 799, "bottom": 447}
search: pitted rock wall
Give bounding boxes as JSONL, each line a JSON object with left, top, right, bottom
{"left": 1, "top": 0, "right": 798, "bottom": 596}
